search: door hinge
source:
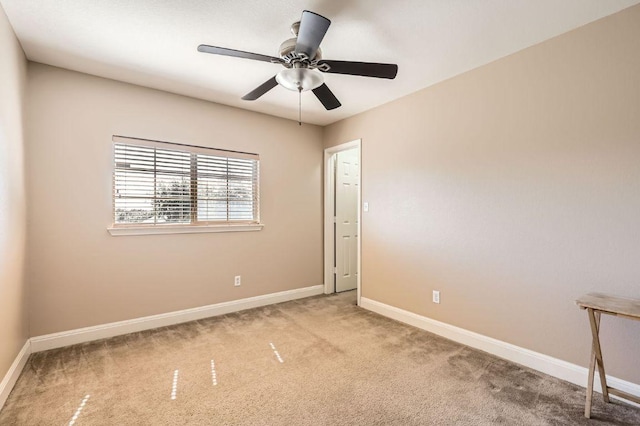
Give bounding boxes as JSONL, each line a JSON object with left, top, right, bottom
{"left": 334, "top": 267, "right": 337, "bottom": 274}
{"left": 333, "top": 216, "right": 337, "bottom": 223}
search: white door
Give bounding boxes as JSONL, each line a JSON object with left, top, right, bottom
{"left": 335, "top": 148, "right": 359, "bottom": 292}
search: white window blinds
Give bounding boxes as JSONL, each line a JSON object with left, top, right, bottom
{"left": 113, "top": 136, "right": 259, "bottom": 226}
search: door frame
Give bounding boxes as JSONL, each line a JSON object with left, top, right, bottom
{"left": 323, "top": 139, "right": 362, "bottom": 306}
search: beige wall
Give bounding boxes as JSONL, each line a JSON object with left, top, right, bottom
{"left": 26, "top": 64, "right": 323, "bottom": 336}
{"left": 324, "top": 5, "right": 640, "bottom": 383}
{"left": 0, "top": 4, "right": 28, "bottom": 380}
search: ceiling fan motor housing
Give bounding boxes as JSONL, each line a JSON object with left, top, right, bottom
{"left": 279, "top": 37, "right": 322, "bottom": 61}
{"left": 278, "top": 38, "right": 297, "bottom": 57}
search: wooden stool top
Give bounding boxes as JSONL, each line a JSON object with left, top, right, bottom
{"left": 576, "top": 292, "right": 640, "bottom": 320}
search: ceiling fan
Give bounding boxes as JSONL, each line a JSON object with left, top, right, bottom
{"left": 197, "top": 10, "right": 398, "bottom": 116}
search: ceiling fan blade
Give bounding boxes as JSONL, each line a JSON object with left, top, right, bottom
{"left": 295, "top": 11, "right": 331, "bottom": 60}
{"left": 318, "top": 60, "right": 398, "bottom": 79}
{"left": 198, "top": 45, "right": 282, "bottom": 64}
{"left": 242, "top": 76, "right": 279, "bottom": 101}
{"left": 312, "top": 84, "right": 341, "bottom": 110}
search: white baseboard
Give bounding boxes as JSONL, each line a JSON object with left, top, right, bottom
{"left": 0, "top": 340, "right": 31, "bottom": 411}
{"left": 31, "top": 285, "right": 324, "bottom": 353}
{"left": 360, "top": 297, "right": 640, "bottom": 404}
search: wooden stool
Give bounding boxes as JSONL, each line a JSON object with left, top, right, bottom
{"left": 576, "top": 293, "right": 640, "bottom": 418}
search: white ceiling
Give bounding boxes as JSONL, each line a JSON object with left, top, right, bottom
{"left": 2, "top": 0, "right": 639, "bottom": 126}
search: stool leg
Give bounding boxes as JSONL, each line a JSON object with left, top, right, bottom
{"left": 588, "top": 309, "right": 610, "bottom": 403}
{"left": 585, "top": 327, "right": 596, "bottom": 418}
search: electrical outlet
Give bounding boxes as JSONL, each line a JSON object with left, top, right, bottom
{"left": 234, "top": 276, "right": 241, "bottom": 286}
{"left": 432, "top": 290, "right": 440, "bottom": 304}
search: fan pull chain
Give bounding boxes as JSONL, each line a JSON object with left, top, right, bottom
{"left": 298, "top": 87, "right": 302, "bottom": 126}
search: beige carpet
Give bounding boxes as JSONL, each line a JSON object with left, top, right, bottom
{"left": 1, "top": 291, "right": 639, "bottom": 425}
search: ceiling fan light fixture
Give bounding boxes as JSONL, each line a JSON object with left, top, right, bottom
{"left": 276, "top": 68, "right": 324, "bottom": 92}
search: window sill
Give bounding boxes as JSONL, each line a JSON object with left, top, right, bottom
{"left": 107, "top": 223, "right": 264, "bottom": 236}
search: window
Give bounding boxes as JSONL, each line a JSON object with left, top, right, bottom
{"left": 109, "top": 136, "right": 261, "bottom": 235}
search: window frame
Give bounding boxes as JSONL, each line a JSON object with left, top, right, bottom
{"left": 107, "top": 136, "right": 263, "bottom": 236}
